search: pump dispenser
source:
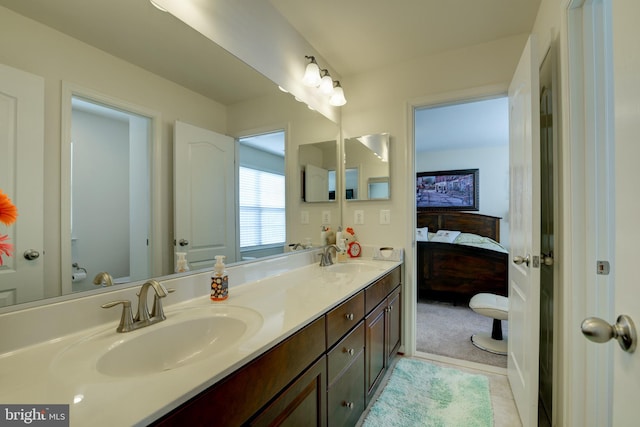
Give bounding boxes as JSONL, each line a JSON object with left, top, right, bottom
{"left": 211, "top": 255, "right": 229, "bottom": 301}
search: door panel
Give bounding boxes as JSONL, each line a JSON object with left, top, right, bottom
{"left": 174, "top": 121, "right": 236, "bottom": 268}
{"left": 508, "top": 35, "right": 541, "bottom": 427}
{"left": 611, "top": 0, "right": 640, "bottom": 424}
{"left": 0, "top": 63, "right": 44, "bottom": 306}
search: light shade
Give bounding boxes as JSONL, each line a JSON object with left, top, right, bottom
{"left": 329, "top": 81, "right": 347, "bottom": 106}
{"left": 318, "top": 70, "right": 334, "bottom": 95}
{"left": 302, "top": 56, "right": 321, "bottom": 87}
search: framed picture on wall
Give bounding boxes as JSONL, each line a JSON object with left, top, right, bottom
{"left": 416, "top": 168, "right": 479, "bottom": 211}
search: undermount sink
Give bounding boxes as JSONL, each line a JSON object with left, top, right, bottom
{"left": 323, "top": 261, "right": 386, "bottom": 274}
{"left": 50, "top": 305, "right": 263, "bottom": 380}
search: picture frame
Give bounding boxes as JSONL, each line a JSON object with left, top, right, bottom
{"left": 416, "top": 168, "right": 479, "bottom": 211}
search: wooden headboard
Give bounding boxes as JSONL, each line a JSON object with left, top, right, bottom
{"left": 416, "top": 211, "right": 502, "bottom": 242}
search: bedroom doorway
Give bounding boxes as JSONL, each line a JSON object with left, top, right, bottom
{"left": 413, "top": 95, "right": 510, "bottom": 369}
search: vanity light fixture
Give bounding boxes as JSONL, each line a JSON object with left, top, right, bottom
{"left": 329, "top": 81, "right": 347, "bottom": 106}
{"left": 302, "top": 56, "right": 322, "bottom": 87}
{"left": 302, "top": 56, "right": 347, "bottom": 107}
{"left": 318, "top": 69, "right": 334, "bottom": 95}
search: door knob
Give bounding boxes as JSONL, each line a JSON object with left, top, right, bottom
{"left": 541, "top": 252, "right": 554, "bottom": 266}
{"left": 23, "top": 249, "right": 40, "bottom": 260}
{"left": 581, "top": 315, "right": 637, "bottom": 353}
{"left": 178, "top": 239, "right": 189, "bottom": 247}
{"left": 513, "top": 254, "right": 530, "bottom": 266}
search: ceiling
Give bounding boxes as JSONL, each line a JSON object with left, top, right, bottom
{"left": 269, "top": 0, "right": 540, "bottom": 77}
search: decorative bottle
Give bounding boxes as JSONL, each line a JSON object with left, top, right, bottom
{"left": 175, "top": 252, "right": 190, "bottom": 273}
{"left": 211, "top": 255, "right": 229, "bottom": 301}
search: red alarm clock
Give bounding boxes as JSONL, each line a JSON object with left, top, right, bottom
{"left": 347, "top": 241, "right": 361, "bottom": 258}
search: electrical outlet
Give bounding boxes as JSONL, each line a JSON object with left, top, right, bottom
{"left": 300, "top": 210, "right": 309, "bottom": 224}
{"left": 379, "top": 209, "right": 391, "bottom": 224}
{"left": 354, "top": 210, "right": 364, "bottom": 225}
{"left": 322, "top": 210, "right": 331, "bottom": 224}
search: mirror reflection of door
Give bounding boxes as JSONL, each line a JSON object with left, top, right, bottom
{"left": 238, "top": 131, "right": 286, "bottom": 260}
{"left": 70, "top": 97, "right": 151, "bottom": 292}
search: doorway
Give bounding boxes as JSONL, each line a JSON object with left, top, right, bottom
{"left": 68, "top": 96, "right": 152, "bottom": 292}
{"left": 413, "top": 96, "right": 509, "bottom": 368}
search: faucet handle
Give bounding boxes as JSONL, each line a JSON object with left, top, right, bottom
{"left": 151, "top": 288, "right": 175, "bottom": 320}
{"left": 101, "top": 300, "right": 134, "bottom": 333}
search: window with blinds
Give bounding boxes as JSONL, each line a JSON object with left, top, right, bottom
{"left": 239, "top": 166, "right": 286, "bottom": 248}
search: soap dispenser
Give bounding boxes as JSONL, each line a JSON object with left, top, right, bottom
{"left": 211, "top": 255, "right": 229, "bottom": 301}
{"left": 175, "top": 252, "right": 190, "bottom": 273}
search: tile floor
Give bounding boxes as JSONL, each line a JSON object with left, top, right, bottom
{"left": 357, "top": 352, "right": 522, "bottom": 427}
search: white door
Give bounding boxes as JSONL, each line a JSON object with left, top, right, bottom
{"left": 609, "top": 0, "right": 640, "bottom": 423}
{"left": 174, "top": 121, "right": 236, "bottom": 268}
{"left": 0, "top": 64, "right": 44, "bottom": 306}
{"left": 304, "top": 163, "right": 329, "bottom": 202}
{"left": 507, "top": 36, "right": 541, "bottom": 427}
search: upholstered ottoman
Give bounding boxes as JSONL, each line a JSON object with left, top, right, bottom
{"left": 469, "top": 293, "right": 509, "bottom": 355}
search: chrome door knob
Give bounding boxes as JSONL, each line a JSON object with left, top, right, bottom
{"left": 581, "top": 315, "right": 637, "bottom": 353}
{"left": 178, "top": 239, "right": 189, "bottom": 247}
{"left": 513, "top": 254, "right": 530, "bottom": 266}
{"left": 23, "top": 249, "right": 40, "bottom": 260}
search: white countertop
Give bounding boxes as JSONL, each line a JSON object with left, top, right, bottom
{"left": 0, "top": 254, "right": 401, "bottom": 426}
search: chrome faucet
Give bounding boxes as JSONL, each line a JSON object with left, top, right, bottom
{"left": 319, "top": 244, "right": 339, "bottom": 267}
{"left": 93, "top": 272, "right": 113, "bottom": 287}
{"left": 101, "top": 279, "right": 170, "bottom": 333}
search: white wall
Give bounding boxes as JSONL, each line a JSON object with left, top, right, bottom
{"left": 341, "top": 34, "right": 527, "bottom": 250}
{"left": 416, "top": 145, "right": 510, "bottom": 246}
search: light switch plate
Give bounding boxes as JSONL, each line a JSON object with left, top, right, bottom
{"left": 379, "top": 209, "right": 390, "bottom": 224}
{"left": 354, "top": 210, "right": 364, "bottom": 225}
{"left": 300, "top": 210, "right": 309, "bottom": 224}
{"left": 322, "top": 210, "right": 331, "bottom": 224}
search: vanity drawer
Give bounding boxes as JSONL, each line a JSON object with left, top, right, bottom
{"left": 327, "top": 321, "right": 364, "bottom": 385}
{"left": 365, "top": 266, "right": 401, "bottom": 314}
{"left": 326, "top": 291, "right": 364, "bottom": 348}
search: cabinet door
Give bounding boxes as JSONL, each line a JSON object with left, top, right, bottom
{"left": 386, "top": 287, "right": 401, "bottom": 361}
{"left": 365, "top": 301, "right": 386, "bottom": 404}
{"left": 249, "top": 356, "right": 327, "bottom": 427}
{"left": 327, "top": 351, "right": 365, "bottom": 427}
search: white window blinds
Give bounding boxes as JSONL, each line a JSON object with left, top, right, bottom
{"left": 239, "top": 167, "right": 285, "bottom": 248}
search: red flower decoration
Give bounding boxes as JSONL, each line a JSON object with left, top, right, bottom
{"left": 0, "top": 190, "right": 18, "bottom": 226}
{"left": 0, "top": 234, "right": 12, "bottom": 266}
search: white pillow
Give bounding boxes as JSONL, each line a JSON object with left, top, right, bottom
{"left": 416, "top": 227, "right": 429, "bottom": 241}
{"left": 429, "top": 229, "right": 461, "bottom": 243}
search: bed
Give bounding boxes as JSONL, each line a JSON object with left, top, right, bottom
{"left": 416, "top": 211, "right": 508, "bottom": 302}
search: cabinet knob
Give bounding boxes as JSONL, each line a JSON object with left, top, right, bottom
{"left": 344, "top": 348, "right": 355, "bottom": 356}
{"left": 344, "top": 313, "right": 354, "bottom": 321}
{"left": 343, "top": 401, "right": 354, "bottom": 409}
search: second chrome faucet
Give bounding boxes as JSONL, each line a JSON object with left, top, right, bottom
{"left": 102, "top": 280, "right": 170, "bottom": 333}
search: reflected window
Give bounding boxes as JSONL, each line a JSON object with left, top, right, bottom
{"left": 239, "top": 167, "right": 285, "bottom": 248}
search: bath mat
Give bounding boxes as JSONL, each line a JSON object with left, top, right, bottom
{"left": 363, "top": 358, "right": 493, "bottom": 427}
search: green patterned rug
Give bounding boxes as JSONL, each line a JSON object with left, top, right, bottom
{"left": 363, "top": 358, "right": 493, "bottom": 427}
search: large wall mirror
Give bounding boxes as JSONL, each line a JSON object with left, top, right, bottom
{"left": 299, "top": 140, "right": 338, "bottom": 202}
{"left": 344, "top": 133, "right": 391, "bottom": 200}
{"left": 0, "top": 0, "right": 339, "bottom": 309}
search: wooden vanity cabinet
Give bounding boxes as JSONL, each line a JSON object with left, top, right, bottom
{"left": 364, "top": 266, "right": 402, "bottom": 405}
{"left": 152, "top": 317, "right": 326, "bottom": 427}
{"left": 152, "top": 265, "right": 402, "bottom": 427}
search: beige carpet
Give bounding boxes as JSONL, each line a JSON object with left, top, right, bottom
{"left": 416, "top": 299, "right": 507, "bottom": 368}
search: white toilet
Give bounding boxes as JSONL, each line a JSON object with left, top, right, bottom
{"left": 469, "top": 293, "right": 509, "bottom": 355}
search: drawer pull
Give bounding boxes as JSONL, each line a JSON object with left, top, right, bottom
{"left": 343, "top": 401, "right": 354, "bottom": 409}
{"left": 345, "top": 313, "right": 354, "bottom": 321}
{"left": 344, "top": 347, "right": 355, "bottom": 356}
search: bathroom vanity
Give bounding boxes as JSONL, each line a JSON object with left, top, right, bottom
{"left": 0, "top": 251, "right": 402, "bottom": 426}
{"left": 152, "top": 265, "right": 401, "bottom": 426}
